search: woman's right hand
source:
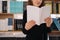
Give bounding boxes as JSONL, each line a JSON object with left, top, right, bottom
{"left": 25, "top": 20, "right": 36, "bottom": 30}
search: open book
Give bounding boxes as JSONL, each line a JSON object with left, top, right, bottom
{"left": 27, "top": 5, "right": 51, "bottom": 25}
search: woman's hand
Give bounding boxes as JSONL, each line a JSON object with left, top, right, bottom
{"left": 25, "top": 20, "right": 36, "bottom": 30}
{"left": 44, "top": 17, "right": 53, "bottom": 27}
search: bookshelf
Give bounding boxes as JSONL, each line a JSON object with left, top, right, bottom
{"left": 0, "top": 0, "right": 23, "bottom": 32}
{"left": 0, "top": 13, "right": 23, "bottom": 32}
{"left": 45, "top": 0, "right": 60, "bottom": 14}
{"left": 0, "top": 0, "right": 60, "bottom": 32}
{"left": 53, "top": 0, "right": 60, "bottom": 14}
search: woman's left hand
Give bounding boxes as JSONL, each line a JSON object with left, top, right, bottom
{"left": 44, "top": 17, "right": 53, "bottom": 27}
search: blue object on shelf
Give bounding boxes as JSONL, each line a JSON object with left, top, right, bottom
{"left": 8, "top": 18, "right": 13, "bottom": 26}
{"left": 10, "top": 1, "right": 23, "bottom": 13}
{"left": 53, "top": 18, "right": 60, "bottom": 31}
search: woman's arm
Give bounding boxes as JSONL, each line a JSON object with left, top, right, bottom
{"left": 45, "top": 17, "right": 54, "bottom": 32}
{"left": 22, "top": 11, "right": 36, "bottom": 34}
{"left": 22, "top": 11, "right": 28, "bottom": 34}
{"left": 44, "top": 17, "right": 57, "bottom": 33}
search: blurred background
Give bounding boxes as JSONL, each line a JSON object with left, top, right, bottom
{"left": 0, "top": 0, "right": 60, "bottom": 40}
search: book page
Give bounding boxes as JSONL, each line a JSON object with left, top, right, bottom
{"left": 27, "top": 5, "right": 42, "bottom": 25}
{"left": 40, "top": 6, "right": 51, "bottom": 23}
{"left": 0, "top": 19, "right": 8, "bottom": 31}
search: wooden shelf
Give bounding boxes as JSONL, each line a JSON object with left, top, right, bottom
{"left": 0, "top": 30, "right": 22, "bottom": 32}
{"left": 49, "top": 31, "right": 60, "bottom": 36}
{"left": 45, "top": 0, "right": 60, "bottom": 1}
{"left": 0, "top": 13, "right": 14, "bottom": 19}
{"left": 45, "top": 0, "right": 52, "bottom": 1}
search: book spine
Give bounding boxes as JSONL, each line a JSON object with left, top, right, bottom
{"left": 58, "top": 4, "right": 60, "bottom": 14}
{"left": 2, "top": 1, "right": 7, "bottom": 13}
{"left": 14, "top": 19, "right": 23, "bottom": 31}
{"left": 0, "top": 1, "right": 2, "bottom": 13}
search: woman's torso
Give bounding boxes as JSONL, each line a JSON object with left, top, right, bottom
{"left": 25, "top": 24, "right": 48, "bottom": 40}
{"left": 23, "top": 10, "right": 50, "bottom": 40}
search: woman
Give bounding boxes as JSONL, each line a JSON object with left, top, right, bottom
{"left": 22, "top": 0, "right": 57, "bottom": 40}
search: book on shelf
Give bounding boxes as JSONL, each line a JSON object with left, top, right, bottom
{"left": 45, "top": 3, "right": 52, "bottom": 14}
{"left": 8, "top": 18, "right": 13, "bottom": 31}
{"left": 58, "top": 4, "right": 60, "bottom": 14}
{"left": 8, "top": 18, "right": 13, "bottom": 26}
{"left": 27, "top": 5, "right": 51, "bottom": 25}
{"left": 53, "top": 18, "right": 60, "bottom": 31}
{"left": 14, "top": 19, "right": 23, "bottom": 31}
{"left": 0, "top": 1, "right": 2, "bottom": 13}
{"left": 0, "top": 18, "right": 8, "bottom": 31}
{"left": 2, "top": 1, "right": 7, "bottom": 13}
{"left": 55, "top": 3, "right": 58, "bottom": 14}
{"left": 0, "top": 18, "right": 13, "bottom": 31}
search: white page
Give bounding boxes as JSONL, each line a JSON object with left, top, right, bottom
{"left": 0, "top": 19, "right": 6, "bottom": 30}
{"left": 27, "top": 5, "right": 51, "bottom": 25}
{"left": 0, "top": 19, "right": 8, "bottom": 31}
{"left": 27, "top": 5, "right": 42, "bottom": 25}
{"left": 40, "top": 6, "right": 51, "bottom": 23}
